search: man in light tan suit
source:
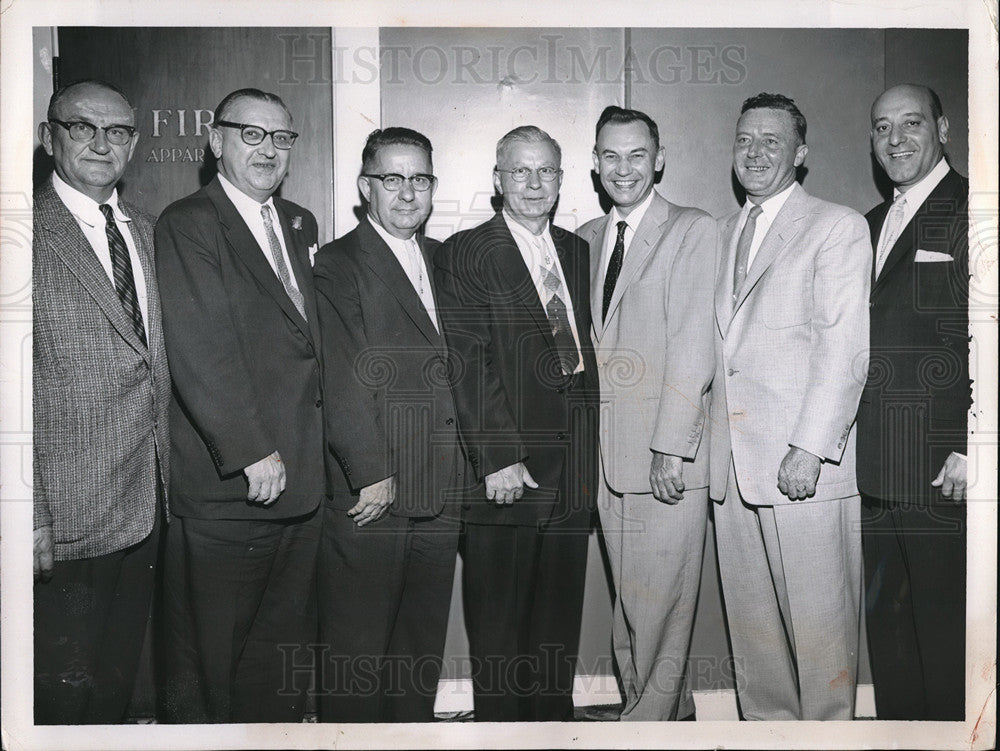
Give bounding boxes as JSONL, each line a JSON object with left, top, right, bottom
{"left": 577, "top": 106, "right": 716, "bottom": 721}
{"left": 711, "top": 93, "right": 871, "bottom": 720}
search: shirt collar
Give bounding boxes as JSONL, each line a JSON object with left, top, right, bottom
{"left": 892, "top": 157, "right": 950, "bottom": 206}
{"left": 218, "top": 172, "right": 276, "bottom": 218}
{"left": 610, "top": 189, "right": 656, "bottom": 232}
{"left": 51, "top": 172, "right": 129, "bottom": 227}
{"left": 746, "top": 180, "right": 797, "bottom": 224}
{"left": 502, "top": 210, "right": 550, "bottom": 249}
{"left": 367, "top": 215, "right": 416, "bottom": 255}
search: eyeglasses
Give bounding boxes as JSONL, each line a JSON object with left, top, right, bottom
{"left": 48, "top": 119, "right": 137, "bottom": 146}
{"left": 215, "top": 120, "right": 299, "bottom": 150}
{"left": 362, "top": 173, "right": 437, "bottom": 192}
{"left": 494, "top": 166, "right": 562, "bottom": 182}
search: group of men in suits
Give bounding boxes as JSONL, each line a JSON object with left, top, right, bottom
{"left": 33, "top": 77, "right": 969, "bottom": 725}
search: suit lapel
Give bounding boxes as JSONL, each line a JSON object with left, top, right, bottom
{"left": 488, "top": 214, "right": 558, "bottom": 351}
{"left": 604, "top": 193, "right": 671, "bottom": 325}
{"left": 553, "top": 227, "right": 589, "bottom": 345}
{"left": 715, "top": 211, "right": 741, "bottom": 333}
{"left": 205, "top": 179, "right": 312, "bottom": 343}
{"left": 732, "top": 184, "right": 807, "bottom": 315}
{"left": 36, "top": 182, "right": 150, "bottom": 359}
{"left": 358, "top": 219, "right": 441, "bottom": 347}
{"left": 585, "top": 215, "right": 610, "bottom": 337}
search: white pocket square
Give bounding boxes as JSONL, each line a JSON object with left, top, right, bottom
{"left": 308, "top": 243, "right": 319, "bottom": 267}
{"left": 915, "top": 249, "right": 953, "bottom": 262}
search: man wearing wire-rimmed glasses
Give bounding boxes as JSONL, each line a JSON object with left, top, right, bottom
{"left": 154, "top": 88, "right": 335, "bottom": 723}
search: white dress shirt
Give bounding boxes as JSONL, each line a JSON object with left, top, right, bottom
{"left": 735, "top": 180, "right": 797, "bottom": 270}
{"left": 368, "top": 217, "right": 439, "bottom": 332}
{"left": 52, "top": 172, "right": 149, "bottom": 333}
{"left": 601, "top": 188, "right": 656, "bottom": 278}
{"left": 874, "top": 157, "right": 951, "bottom": 267}
{"left": 218, "top": 173, "right": 302, "bottom": 296}
{"left": 503, "top": 211, "right": 584, "bottom": 374}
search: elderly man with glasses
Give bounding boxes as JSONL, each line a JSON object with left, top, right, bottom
{"left": 310, "top": 127, "right": 465, "bottom": 723}
{"left": 434, "top": 125, "right": 599, "bottom": 721}
{"left": 33, "top": 78, "right": 169, "bottom": 725}
{"left": 154, "top": 88, "right": 339, "bottom": 723}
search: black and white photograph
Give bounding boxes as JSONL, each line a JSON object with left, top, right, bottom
{"left": 1, "top": 1, "right": 996, "bottom": 749}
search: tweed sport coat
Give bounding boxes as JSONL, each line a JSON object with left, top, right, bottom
{"left": 33, "top": 177, "right": 170, "bottom": 560}
{"left": 709, "top": 183, "right": 872, "bottom": 506}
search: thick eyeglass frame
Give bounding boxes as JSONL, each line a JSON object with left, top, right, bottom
{"left": 494, "top": 166, "right": 563, "bottom": 182}
{"left": 361, "top": 173, "right": 437, "bottom": 192}
{"left": 214, "top": 120, "right": 299, "bottom": 149}
{"left": 48, "top": 119, "right": 137, "bottom": 146}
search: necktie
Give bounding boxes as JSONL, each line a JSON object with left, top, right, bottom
{"left": 260, "top": 204, "right": 307, "bottom": 321}
{"left": 602, "top": 220, "right": 628, "bottom": 321}
{"left": 99, "top": 203, "right": 146, "bottom": 347}
{"left": 540, "top": 238, "right": 580, "bottom": 375}
{"left": 732, "top": 204, "right": 764, "bottom": 300}
{"left": 875, "top": 194, "right": 907, "bottom": 277}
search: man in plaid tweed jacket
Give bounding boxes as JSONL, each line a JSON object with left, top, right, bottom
{"left": 33, "top": 79, "right": 170, "bottom": 724}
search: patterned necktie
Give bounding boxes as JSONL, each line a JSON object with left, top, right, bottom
{"left": 99, "top": 203, "right": 146, "bottom": 347}
{"left": 732, "top": 204, "right": 764, "bottom": 300}
{"left": 260, "top": 204, "right": 307, "bottom": 321}
{"left": 602, "top": 220, "right": 628, "bottom": 321}
{"left": 540, "top": 238, "right": 580, "bottom": 375}
{"left": 875, "top": 194, "right": 907, "bottom": 278}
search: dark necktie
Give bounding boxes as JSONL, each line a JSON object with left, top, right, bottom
{"left": 99, "top": 203, "right": 146, "bottom": 346}
{"left": 732, "top": 204, "right": 763, "bottom": 300}
{"left": 261, "top": 204, "right": 307, "bottom": 321}
{"left": 602, "top": 220, "right": 628, "bottom": 321}
{"left": 540, "top": 242, "right": 581, "bottom": 375}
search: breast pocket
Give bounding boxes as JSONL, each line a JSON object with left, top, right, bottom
{"left": 762, "top": 273, "right": 812, "bottom": 329}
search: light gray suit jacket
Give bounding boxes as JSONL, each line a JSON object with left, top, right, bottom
{"left": 578, "top": 191, "right": 716, "bottom": 494}
{"left": 709, "top": 183, "right": 871, "bottom": 506}
{"left": 33, "top": 178, "right": 170, "bottom": 560}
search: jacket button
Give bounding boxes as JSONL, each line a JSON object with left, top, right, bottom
{"left": 445, "top": 418, "right": 454, "bottom": 425}
{"left": 557, "top": 432, "right": 567, "bottom": 440}
{"left": 727, "top": 368, "right": 738, "bottom": 376}
{"left": 315, "top": 399, "right": 323, "bottom": 408}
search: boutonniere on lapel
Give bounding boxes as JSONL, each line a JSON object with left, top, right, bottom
{"left": 292, "top": 216, "right": 303, "bottom": 230}
{"left": 308, "top": 243, "right": 319, "bottom": 267}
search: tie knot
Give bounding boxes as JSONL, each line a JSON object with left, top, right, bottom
{"left": 99, "top": 203, "right": 115, "bottom": 223}
{"left": 616, "top": 220, "right": 628, "bottom": 238}
{"left": 892, "top": 194, "right": 907, "bottom": 210}
{"left": 260, "top": 204, "right": 273, "bottom": 223}
{"left": 748, "top": 204, "right": 763, "bottom": 219}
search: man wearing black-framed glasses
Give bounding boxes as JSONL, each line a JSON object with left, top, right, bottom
{"left": 311, "top": 126, "right": 463, "bottom": 723}
{"left": 34, "top": 78, "right": 169, "bottom": 725}
{"left": 155, "top": 88, "right": 332, "bottom": 723}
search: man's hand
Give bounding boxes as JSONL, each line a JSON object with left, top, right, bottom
{"left": 244, "top": 451, "right": 286, "bottom": 505}
{"left": 931, "top": 452, "right": 967, "bottom": 501}
{"left": 34, "top": 525, "right": 54, "bottom": 582}
{"left": 777, "top": 446, "right": 822, "bottom": 501}
{"left": 349, "top": 475, "right": 397, "bottom": 527}
{"left": 485, "top": 462, "right": 538, "bottom": 505}
{"left": 650, "top": 451, "right": 685, "bottom": 503}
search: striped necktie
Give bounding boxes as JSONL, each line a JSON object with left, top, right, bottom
{"left": 99, "top": 203, "right": 146, "bottom": 346}
{"left": 261, "top": 204, "right": 307, "bottom": 321}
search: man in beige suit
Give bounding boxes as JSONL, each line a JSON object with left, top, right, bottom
{"left": 710, "top": 93, "right": 871, "bottom": 720}
{"left": 577, "top": 106, "right": 716, "bottom": 721}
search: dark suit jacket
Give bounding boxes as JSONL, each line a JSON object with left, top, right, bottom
{"left": 434, "top": 212, "right": 599, "bottom": 526}
{"left": 33, "top": 178, "right": 170, "bottom": 559}
{"left": 857, "top": 168, "right": 970, "bottom": 504}
{"left": 155, "top": 177, "right": 327, "bottom": 520}
{"left": 313, "top": 218, "right": 462, "bottom": 517}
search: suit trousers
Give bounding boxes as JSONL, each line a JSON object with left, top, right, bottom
{"left": 860, "top": 495, "right": 966, "bottom": 720}
{"left": 460, "top": 511, "right": 591, "bottom": 722}
{"left": 597, "top": 481, "right": 707, "bottom": 720}
{"left": 34, "top": 507, "right": 162, "bottom": 724}
{"left": 713, "top": 463, "right": 861, "bottom": 720}
{"left": 156, "top": 509, "right": 321, "bottom": 723}
{"left": 317, "top": 504, "right": 460, "bottom": 723}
